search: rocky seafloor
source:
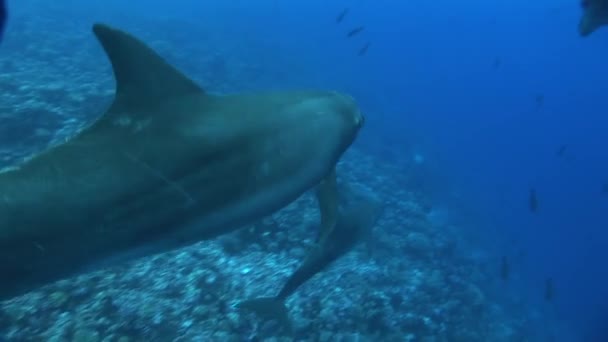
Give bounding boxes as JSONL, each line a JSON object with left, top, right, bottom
{"left": 0, "top": 149, "right": 528, "bottom": 342}
{"left": 0, "top": 5, "right": 535, "bottom": 342}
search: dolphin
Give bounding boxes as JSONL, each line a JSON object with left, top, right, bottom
{"left": 0, "top": 0, "right": 5, "bottom": 42}
{"left": 238, "top": 184, "right": 383, "bottom": 333}
{"left": 0, "top": 23, "right": 364, "bottom": 301}
{"left": 579, "top": 0, "right": 608, "bottom": 36}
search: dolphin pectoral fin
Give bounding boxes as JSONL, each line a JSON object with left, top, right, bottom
{"left": 238, "top": 297, "right": 293, "bottom": 334}
{"left": 91, "top": 23, "right": 205, "bottom": 117}
{"left": 315, "top": 168, "right": 338, "bottom": 244}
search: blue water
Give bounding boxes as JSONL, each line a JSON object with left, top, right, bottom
{"left": 362, "top": 1, "right": 608, "bottom": 339}
{"left": 1, "top": 0, "right": 607, "bottom": 340}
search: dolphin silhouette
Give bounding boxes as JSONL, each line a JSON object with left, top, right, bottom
{"left": 0, "top": 23, "right": 364, "bottom": 301}
{"left": 0, "top": 0, "right": 6, "bottom": 42}
{"left": 579, "top": 0, "right": 608, "bottom": 36}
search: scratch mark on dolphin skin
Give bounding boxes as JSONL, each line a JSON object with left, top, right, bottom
{"left": 123, "top": 152, "right": 196, "bottom": 207}
{"left": 33, "top": 242, "right": 45, "bottom": 253}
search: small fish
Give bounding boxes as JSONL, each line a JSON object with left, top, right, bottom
{"left": 0, "top": 0, "right": 6, "bottom": 42}
{"left": 529, "top": 188, "right": 538, "bottom": 213}
{"left": 336, "top": 8, "right": 349, "bottom": 23}
{"left": 535, "top": 94, "right": 544, "bottom": 109}
{"left": 545, "top": 277, "right": 554, "bottom": 302}
{"left": 493, "top": 57, "right": 502, "bottom": 69}
{"left": 347, "top": 26, "right": 364, "bottom": 38}
{"left": 358, "top": 42, "right": 371, "bottom": 56}
{"left": 556, "top": 144, "right": 567, "bottom": 157}
{"left": 500, "top": 256, "right": 510, "bottom": 281}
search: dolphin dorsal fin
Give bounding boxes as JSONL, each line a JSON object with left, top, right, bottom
{"left": 92, "top": 23, "right": 204, "bottom": 114}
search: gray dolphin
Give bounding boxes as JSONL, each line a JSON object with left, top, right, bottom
{"left": 579, "top": 0, "right": 608, "bottom": 36}
{"left": 238, "top": 184, "right": 383, "bottom": 333}
{"left": 0, "top": 23, "right": 364, "bottom": 301}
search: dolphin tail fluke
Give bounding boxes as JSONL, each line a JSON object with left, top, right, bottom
{"left": 238, "top": 297, "right": 293, "bottom": 333}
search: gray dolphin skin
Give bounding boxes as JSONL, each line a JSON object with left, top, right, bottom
{"left": 238, "top": 185, "right": 383, "bottom": 333}
{"left": 0, "top": 23, "right": 364, "bottom": 301}
{"left": 579, "top": 0, "right": 608, "bottom": 36}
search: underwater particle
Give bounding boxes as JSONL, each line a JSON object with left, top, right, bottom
{"left": 347, "top": 26, "right": 365, "bottom": 38}
{"left": 544, "top": 277, "right": 554, "bottom": 302}
{"left": 529, "top": 187, "right": 538, "bottom": 213}
{"left": 358, "top": 42, "right": 371, "bottom": 56}
{"left": 500, "top": 256, "right": 510, "bottom": 281}
{"left": 336, "top": 8, "right": 349, "bottom": 23}
{"left": 413, "top": 152, "right": 425, "bottom": 165}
